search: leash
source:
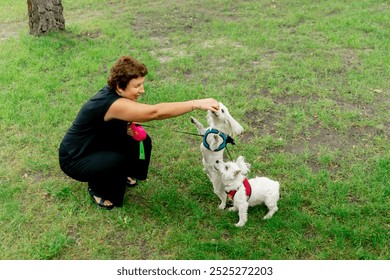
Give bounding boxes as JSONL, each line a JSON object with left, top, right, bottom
{"left": 141, "top": 124, "right": 204, "bottom": 138}
{"left": 140, "top": 123, "right": 236, "bottom": 160}
{"left": 225, "top": 145, "right": 234, "bottom": 161}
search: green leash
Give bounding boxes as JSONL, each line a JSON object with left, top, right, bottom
{"left": 139, "top": 141, "right": 145, "bottom": 160}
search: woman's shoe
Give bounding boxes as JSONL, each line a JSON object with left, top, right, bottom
{"left": 126, "top": 177, "right": 138, "bottom": 188}
{"left": 88, "top": 188, "right": 114, "bottom": 210}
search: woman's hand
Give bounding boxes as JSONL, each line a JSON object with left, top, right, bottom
{"left": 193, "top": 98, "right": 220, "bottom": 112}
{"left": 127, "top": 122, "right": 134, "bottom": 137}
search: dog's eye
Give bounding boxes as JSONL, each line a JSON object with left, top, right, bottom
{"left": 225, "top": 166, "right": 229, "bottom": 170}
{"left": 221, "top": 109, "right": 225, "bottom": 113}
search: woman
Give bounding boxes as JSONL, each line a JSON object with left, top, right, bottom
{"left": 59, "top": 55, "right": 219, "bottom": 209}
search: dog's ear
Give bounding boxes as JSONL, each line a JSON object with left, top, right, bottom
{"left": 237, "top": 156, "right": 244, "bottom": 162}
{"left": 228, "top": 118, "right": 244, "bottom": 136}
{"left": 236, "top": 156, "right": 251, "bottom": 175}
{"left": 223, "top": 105, "right": 244, "bottom": 136}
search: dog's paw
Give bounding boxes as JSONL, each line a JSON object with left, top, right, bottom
{"left": 226, "top": 197, "right": 234, "bottom": 208}
{"left": 263, "top": 213, "right": 273, "bottom": 219}
{"left": 235, "top": 222, "right": 245, "bottom": 227}
{"left": 218, "top": 203, "right": 226, "bottom": 210}
{"left": 190, "top": 116, "right": 200, "bottom": 124}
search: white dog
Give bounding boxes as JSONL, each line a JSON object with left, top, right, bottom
{"left": 214, "top": 156, "right": 280, "bottom": 227}
{"left": 191, "top": 102, "right": 244, "bottom": 209}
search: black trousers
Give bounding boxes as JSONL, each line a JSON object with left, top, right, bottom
{"left": 59, "top": 135, "right": 152, "bottom": 206}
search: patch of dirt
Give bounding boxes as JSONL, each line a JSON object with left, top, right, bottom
{"left": 242, "top": 91, "right": 387, "bottom": 157}
{"left": 76, "top": 30, "right": 103, "bottom": 39}
{"left": 243, "top": 109, "right": 281, "bottom": 138}
{"left": 131, "top": 2, "right": 244, "bottom": 66}
{"left": 21, "top": 170, "right": 58, "bottom": 184}
{"left": 0, "top": 21, "right": 26, "bottom": 40}
{"left": 283, "top": 123, "right": 384, "bottom": 155}
{"left": 345, "top": 192, "right": 363, "bottom": 204}
{"left": 132, "top": 5, "right": 202, "bottom": 39}
{"left": 66, "top": 224, "right": 82, "bottom": 246}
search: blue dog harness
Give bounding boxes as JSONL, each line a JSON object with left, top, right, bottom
{"left": 202, "top": 128, "right": 235, "bottom": 152}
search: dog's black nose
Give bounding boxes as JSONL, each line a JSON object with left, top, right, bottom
{"left": 216, "top": 160, "right": 220, "bottom": 163}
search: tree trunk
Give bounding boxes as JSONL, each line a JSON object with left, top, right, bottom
{"left": 27, "top": 0, "right": 65, "bottom": 36}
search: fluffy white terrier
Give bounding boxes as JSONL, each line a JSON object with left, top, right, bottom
{"left": 191, "top": 102, "right": 244, "bottom": 136}
{"left": 191, "top": 102, "right": 244, "bottom": 209}
{"left": 214, "top": 156, "right": 280, "bottom": 227}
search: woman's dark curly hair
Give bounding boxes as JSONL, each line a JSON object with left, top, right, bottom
{"left": 107, "top": 56, "right": 148, "bottom": 90}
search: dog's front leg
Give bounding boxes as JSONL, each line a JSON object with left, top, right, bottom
{"left": 190, "top": 116, "right": 206, "bottom": 135}
{"left": 212, "top": 181, "right": 227, "bottom": 210}
{"left": 217, "top": 193, "right": 227, "bottom": 210}
{"left": 203, "top": 165, "right": 213, "bottom": 181}
{"left": 235, "top": 202, "right": 249, "bottom": 227}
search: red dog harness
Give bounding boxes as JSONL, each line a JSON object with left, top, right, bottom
{"left": 227, "top": 179, "right": 252, "bottom": 201}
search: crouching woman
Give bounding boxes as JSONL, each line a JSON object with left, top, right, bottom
{"left": 59, "top": 55, "right": 219, "bottom": 209}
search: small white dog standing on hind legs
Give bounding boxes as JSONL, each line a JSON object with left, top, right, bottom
{"left": 190, "top": 102, "right": 244, "bottom": 209}
{"left": 214, "top": 156, "right": 280, "bottom": 227}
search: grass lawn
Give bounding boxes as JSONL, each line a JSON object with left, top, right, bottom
{"left": 0, "top": 0, "right": 389, "bottom": 260}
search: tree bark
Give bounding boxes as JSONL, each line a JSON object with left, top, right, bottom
{"left": 27, "top": 0, "right": 65, "bottom": 36}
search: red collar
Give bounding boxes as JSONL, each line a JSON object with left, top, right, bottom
{"left": 227, "top": 179, "right": 251, "bottom": 199}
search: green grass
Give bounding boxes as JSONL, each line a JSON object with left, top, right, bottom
{"left": 0, "top": 0, "right": 389, "bottom": 260}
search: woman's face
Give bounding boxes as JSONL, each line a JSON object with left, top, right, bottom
{"left": 117, "top": 76, "right": 146, "bottom": 101}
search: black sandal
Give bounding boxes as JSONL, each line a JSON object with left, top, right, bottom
{"left": 126, "top": 177, "right": 138, "bottom": 188}
{"left": 88, "top": 188, "right": 114, "bottom": 210}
